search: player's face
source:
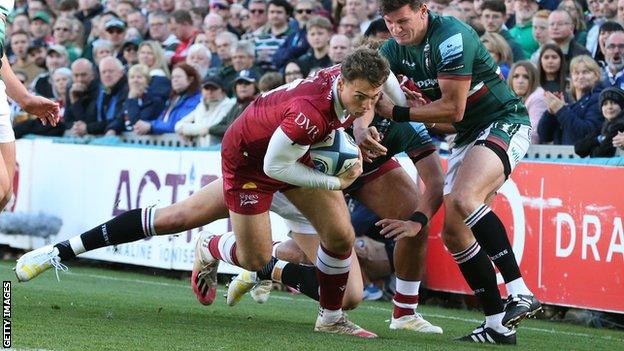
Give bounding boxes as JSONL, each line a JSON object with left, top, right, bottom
{"left": 338, "top": 77, "right": 383, "bottom": 118}
{"left": 383, "top": 3, "right": 429, "bottom": 45}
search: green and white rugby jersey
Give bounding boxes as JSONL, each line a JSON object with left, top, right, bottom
{"left": 380, "top": 12, "right": 530, "bottom": 147}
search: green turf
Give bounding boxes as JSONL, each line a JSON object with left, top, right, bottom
{"left": 2, "top": 261, "right": 622, "bottom": 351}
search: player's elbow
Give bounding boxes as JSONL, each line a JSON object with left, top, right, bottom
{"left": 448, "top": 105, "right": 465, "bottom": 122}
{"left": 263, "top": 161, "right": 282, "bottom": 181}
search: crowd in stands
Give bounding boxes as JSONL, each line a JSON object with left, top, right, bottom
{"left": 5, "top": 0, "right": 624, "bottom": 161}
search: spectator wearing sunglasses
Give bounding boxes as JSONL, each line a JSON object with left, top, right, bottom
{"left": 272, "top": 0, "right": 319, "bottom": 70}
{"left": 243, "top": 0, "right": 269, "bottom": 40}
{"left": 53, "top": 17, "right": 82, "bottom": 62}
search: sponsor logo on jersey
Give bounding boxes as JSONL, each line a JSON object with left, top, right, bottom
{"left": 415, "top": 78, "right": 438, "bottom": 89}
{"left": 239, "top": 193, "right": 259, "bottom": 207}
{"left": 401, "top": 59, "right": 418, "bottom": 68}
{"left": 294, "top": 112, "right": 320, "bottom": 139}
{"left": 439, "top": 33, "right": 464, "bottom": 70}
{"left": 242, "top": 182, "right": 257, "bottom": 189}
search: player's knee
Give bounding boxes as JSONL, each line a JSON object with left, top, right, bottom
{"left": 324, "top": 231, "right": 355, "bottom": 254}
{"left": 446, "top": 191, "right": 479, "bottom": 219}
{"left": 154, "top": 206, "right": 188, "bottom": 234}
{"left": 240, "top": 254, "right": 271, "bottom": 271}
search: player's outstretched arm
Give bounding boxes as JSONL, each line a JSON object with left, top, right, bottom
{"left": 376, "top": 77, "right": 470, "bottom": 124}
{"left": 1, "top": 56, "right": 61, "bottom": 126}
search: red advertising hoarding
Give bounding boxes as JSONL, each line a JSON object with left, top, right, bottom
{"left": 425, "top": 161, "right": 624, "bottom": 313}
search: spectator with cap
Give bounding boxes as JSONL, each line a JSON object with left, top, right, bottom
{"left": 26, "top": 42, "right": 47, "bottom": 70}
{"left": 272, "top": 0, "right": 318, "bottom": 71}
{"left": 185, "top": 44, "right": 212, "bottom": 79}
{"left": 71, "top": 56, "right": 128, "bottom": 136}
{"left": 549, "top": 10, "right": 591, "bottom": 64}
{"left": 132, "top": 63, "right": 201, "bottom": 135}
{"left": 480, "top": 0, "right": 525, "bottom": 61}
{"left": 10, "top": 30, "right": 44, "bottom": 84}
{"left": 31, "top": 45, "right": 70, "bottom": 99}
{"left": 209, "top": 69, "right": 259, "bottom": 138}
{"left": 295, "top": 16, "right": 332, "bottom": 76}
{"left": 147, "top": 11, "right": 180, "bottom": 62}
{"left": 602, "top": 31, "right": 624, "bottom": 89}
{"left": 254, "top": 0, "right": 296, "bottom": 71}
{"left": 30, "top": 11, "right": 54, "bottom": 45}
{"left": 328, "top": 34, "right": 352, "bottom": 65}
{"left": 575, "top": 86, "right": 624, "bottom": 157}
{"left": 64, "top": 58, "right": 99, "bottom": 135}
{"left": 106, "top": 64, "right": 166, "bottom": 135}
{"left": 122, "top": 40, "right": 140, "bottom": 67}
{"left": 170, "top": 10, "right": 199, "bottom": 65}
{"left": 103, "top": 18, "right": 127, "bottom": 61}
{"left": 539, "top": 55, "right": 605, "bottom": 145}
{"left": 53, "top": 17, "right": 82, "bottom": 62}
{"left": 174, "top": 74, "right": 236, "bottom": 146}
{"left": 509, "top": 0, "right": 540, "bottom": 58}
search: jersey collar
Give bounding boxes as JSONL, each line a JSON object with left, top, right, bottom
{"left": 332, "top": 75, "right": 350, "bottom": 123}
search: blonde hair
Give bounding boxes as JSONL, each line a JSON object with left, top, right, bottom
{"left": 128, "top": 64, "right": 151, "bottom": 82}
{"left": 534, "top": 9, "right": 551, "bottom": 21}
{"left": 139, "top": 40, "right": 170, "bottom": 78}
{"left": 569, "top": 55, "right": 601, "bottom": 101}
{"left": 480, "top": 32, "right": 513, "bottom": 67}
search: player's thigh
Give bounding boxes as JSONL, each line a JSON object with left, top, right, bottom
{"left": 275, "top": 237, "right": 313, "bottom": 264}
{"left": 230, "top": 210, "right": 273, "bottom": 270}
{"left": 0, "top": 142, "right": 12, "bottom": 194}
{"left": 352, "top": 166, "right": 420, "bottom": 219}
{"left": 292, "top": 232, "right": 321, "bottom": 262}
{"left": 154, "top": 177, "right": 229, "bottom": 233}
{"left": 283, "top": 188, "right": 354, "bottom": 250}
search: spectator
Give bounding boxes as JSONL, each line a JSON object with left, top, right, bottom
{"left": 538, "top": 55, "right": 604, "bottom": 145}
{"left": 92, "top": 39, "right": 114, "bottom": 66}
{"left": 363, "top": 18, "right": 391, "bottom": 41}
{"left": 587, "top": 0, "right": 618, "bottom": 59}
{"left": 508, "top": 61, "right": 547, "bottom": 144}
{"left": 133, "top": 63, "right": 201, "bottom": 135}
{"left": 13, "top": 67, "right": 73, "bottom": 138}
{"left": 480, "top": 32, "right": 513, "bottom": 79}
{"left": 272, "top": 0, "right": 319, "bottom": 70}
{"left": 53, "top": 17, "right": 82, "bottom": 62}
{"left": 221, "top": 40, "right": 263, "bottom": 96}
{"left": 283, "top": 61, "right": 304, "bottom": 83}
{"left": 115, "top": 1, "right": 136, "bottom": 22}
{"left": 549, "top": 10, "right": 591, "bottom": 64}
{"left": 509, "top": 0, "right": 539, "bottom": 58}
{"left": 10, "top": 12, "right": 31, "bottom": 34}
{"left": 103, "top": 18, "right": 127, "bottom": 61}
{"left": 122, "top": 40, "right": 140, "bottom": 67}
{"left": 345, "top": 0, "right": 371, "bottom": 33}
{"left": 170, "top": 10, "right": 200, "bottom": 65}
{"left": 64, "top": 58, "right": 99, "bottom": 135}
{"left": 210, "top": 0, "right": 232, "bottom": 23}
{"left": 557, "top": 0, "right": 588, "bottom": 46}
{"left": 30, "top": 11, "right": 54, "bottom": 45}
{"left": 174, "top": 75, "right": 236, "bottom": 146}
{"left": 148, "top": 11, "right": 180, "bottom": 62}
{"left": 338, "top": 15, "right": 361, "bottom": 39}
{"left": 58, "top": 0, "right": 80, "bottom": 20}
{"left": 203, "top": 13, "right": 227, "bottom": 54}
{"left": 190, "top": 7, "right": 209, "bottom": 30}
{"left": 427, "top": 0, "right": 448, "bottom": 14}
{"left": 244, "top": 0, "right": 269, "bottom": 39}
{"left": 107, "top": 64, "right": 166, "bottom": 135}
{"left": 214, "top": 31, "right": 239, "bottom": 69}
{"left": 254, "top": 0, "right": 295, "bottom": 71}
{"left": 258, "top": 71, "right": 284, "bottom": 92}
{"left": 72, "top": 56, "right": 128, "bottom": 136}
{"left": 26, "top": 42, "right": 47, "bottom": 71}
{"left": 296, "top": 16, "right": 333, "bottom": 76}
{"left": 127, "top": 9, "right": 148, "bottom": 39}
{"left": 209, "top": 69, "right": 259, "bottom": 138}
{"left": 539, "top": 43, "right": 567, "bottom": 93}
{"left": 456, "top": 0, "right": 479, "bottom": 27}
{"left": 602, "top": 31, "right": 624, "bottom": 89}
{"left": 138, "top": 41, "right": 171, "bottom": 78}
{"left": 185, "top": 44, "right": 212, "bottom": 79}
{"left": 69, "top": 18, "right": 86, "bottom": 51}
{"left": 75, "top": 0, "right": 104, "bottom": 47}
{"left": 480, "top": 0, "right": 525, "bottom": 61}
{"left": 575, "top": 86, "right": 624, "bottom": 157}
{"left": 328, "top": 34, "right": 352, "bottom": 65}
{"left": 595, "top": 21, "right": 624, "bottom": 65}
{"left": 31, "top": 45, "right": 71, "bottom": 99}
{"left": 530, "top": 9, "right": 551, "bottom": 66}
{"left": 10, "top": 30, "right": 44, "bottom": 84}
{"left": 229, "top": 4, "right": 251, "bottom": 36}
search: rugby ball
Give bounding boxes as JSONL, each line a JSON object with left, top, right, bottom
{"left": 310, "top": 129, "right": 359, "bottom": 176}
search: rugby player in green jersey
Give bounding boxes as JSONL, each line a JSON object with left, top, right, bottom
{"left": 373, "top": 0, "right": 541, "bottom": 345}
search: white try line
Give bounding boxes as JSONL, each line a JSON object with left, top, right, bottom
{"left": 61, "top": 270, "right": 624, "bottom": 342}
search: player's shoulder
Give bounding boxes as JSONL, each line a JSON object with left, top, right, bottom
{"left": 428, "top": 12, "right": 476, "bottom": 42}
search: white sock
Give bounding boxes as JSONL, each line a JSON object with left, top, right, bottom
{"left": 395, "top": 278, "right": 420, "bottom": 296}
{"left": 318, "top": 307, "right": 342, "bottom": 324}
{"left": 485, "top": 312, "right": 509, "bottom": 333}
{"left": 506, "top": 277, "right": 532, "bottom": 296}
{"left": 69, "top": 236, "right": 86, "bottom": 256}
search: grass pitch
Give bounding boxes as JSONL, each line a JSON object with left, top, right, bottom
{"left": 3, "top": 261, "right": 623, "bottom": 351}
